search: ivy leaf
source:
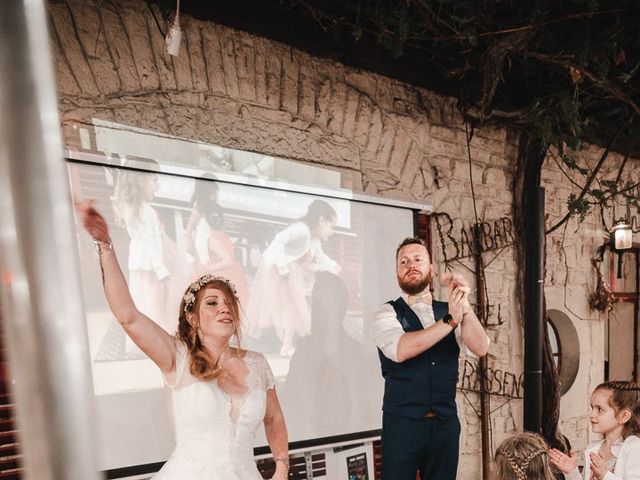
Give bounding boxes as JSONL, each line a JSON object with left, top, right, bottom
{"left": 352, "top": 26, "right": 362, "bottom": 42}
{"left": 567, "top": 193, "right": 591, "bottom": 223}
{"left": 569, "top": 66, "right": 582, "bottom": 84}
{"left": 564, "top": 135, "right": 582, "bottom": 151}
{"left": 563, "top": 155, "right": 578, "bottom": 169}
{"left": 330, "top": 21, "right": 341, "bottom": 43}
{"left": 561, "top": 154, "right": 588, "bottom": 175}
{"left": 618, "top": 73, "right": 632, "bottom": 83}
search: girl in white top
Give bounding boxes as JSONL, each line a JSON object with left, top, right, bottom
{"left": 246, "top": 199, "right": 342, "bottom": 357}
{"left": 112, "top": 161, "right": 188, "bottom": 339}
{"left": 550, "top": 381, "right": 640, "bottom": 480}
{"left": 113, "top": 163, "right": 171, "bottom": 332}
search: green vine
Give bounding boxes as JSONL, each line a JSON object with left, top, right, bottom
{"left": 273, "top": 0, "right": 640, "bottom": 225}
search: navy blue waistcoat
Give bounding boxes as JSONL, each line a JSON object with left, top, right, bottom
{"left": 378, "top": 297, "right": 460, "bottom": 419}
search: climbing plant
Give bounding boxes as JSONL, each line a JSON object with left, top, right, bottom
{"left": 259, "top": 0, "right": 640, "bottom": 225}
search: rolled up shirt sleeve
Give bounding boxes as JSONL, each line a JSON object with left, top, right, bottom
{"left": 454, "top": 323, "right": 475, "bottom": 358}
{"left": 372, "top": 303, "right": 404, "bottom": 363}
{"left": 455, "top": 317, "right": 491, "bottom": 359}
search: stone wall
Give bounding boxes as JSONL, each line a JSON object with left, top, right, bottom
{"left": 48, "top": 0, "right": 639, "bottom": 477}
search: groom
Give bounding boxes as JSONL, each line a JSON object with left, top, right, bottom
{"left": 372, "top": 237, "right": 489, "bottom": 479}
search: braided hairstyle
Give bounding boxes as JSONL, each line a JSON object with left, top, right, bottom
{"left": 176, "top": 277, "right": 241, "bottom": 381}
{"left": 595, "top": 381, "right": 640, "bottom": 438}
{"left": 494, "top": 432, "right": 555, "bottom": 480}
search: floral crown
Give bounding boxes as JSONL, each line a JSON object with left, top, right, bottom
{"left": 182, "top": 274, "right": 238, "bottom": 314}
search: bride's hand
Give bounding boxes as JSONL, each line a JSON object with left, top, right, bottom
{"left": 76, "top": 200, "right": 110, "bottom": 243}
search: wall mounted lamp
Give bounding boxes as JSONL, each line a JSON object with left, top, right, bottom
{"left": 611, "top": 218, "right": 633, "bottom": 251}
{"left": 611, "top": 218, "right": 633, "bottom": 278}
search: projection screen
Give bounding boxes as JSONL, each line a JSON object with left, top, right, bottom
{"left": 68, "top": 156, "right": 420, "bottom": 472}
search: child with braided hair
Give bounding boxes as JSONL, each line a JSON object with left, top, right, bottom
{"left": 494, "top": 432, "right": 556, "bottom": 480}
{"left": 550, "top": 381, "right": 640, "bottom": 480}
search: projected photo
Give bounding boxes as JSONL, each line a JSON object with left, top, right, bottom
{"left": 69, "top": 156, "right": 412, "bottom": 470}
{"left": 246, "top": 198, "right": 342, "bottom": 357}
{"left": 95, "top": 161, "right": 190, "bottom": 363}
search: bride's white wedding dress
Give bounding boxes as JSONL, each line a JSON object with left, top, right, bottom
{"left": 153, "top": 343, "right": 275, "bottom": 479}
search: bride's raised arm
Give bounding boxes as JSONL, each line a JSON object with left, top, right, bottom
{"left": 76, "top": 200, "right": 177, "bottom": 373}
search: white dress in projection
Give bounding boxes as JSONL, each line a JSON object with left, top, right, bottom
{"left": 153, "top": 343, "right": 275, "bottom": 480}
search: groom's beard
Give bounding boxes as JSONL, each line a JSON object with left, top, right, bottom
{"left": 398, "top": 270, "right": 431, "bottom": 295}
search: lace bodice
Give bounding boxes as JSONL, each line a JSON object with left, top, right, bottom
{"left": 152, "top": 343, "right": 275, "bottom": 480}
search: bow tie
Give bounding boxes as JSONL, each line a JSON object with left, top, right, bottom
{"left": 408, "top": 292, "right": 432, "bottom": 306}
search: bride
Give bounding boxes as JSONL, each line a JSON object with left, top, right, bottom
{"left": 77, "top": 200, "right": 289, "bottom": 480}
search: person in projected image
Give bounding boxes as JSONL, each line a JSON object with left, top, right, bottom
{"left": 283, "top": 272, "right": 371, "bottom": 436}
{"left": 186, "top": 178, "right": 247, "bottom": 303}
{"left": 114, "top": 161, "right": 169, "bottom": 325}
{"left": 76, "top": 201, "right": 289, "bottom": 480}
{"left": 246, "top": 199, "right": 342, "bottom": 358}
{"left": 96, "top": 160, "right": 187, "bottom": 360}
{"left": 372, "top": 237, "right": 490, "bottom": 480}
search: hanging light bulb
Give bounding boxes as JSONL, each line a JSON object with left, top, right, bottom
{"left": 165, "top": 0, "right": 182, "bottom": 56}
{"left": 611, "top": 218, "right": 633, "bottom": 251}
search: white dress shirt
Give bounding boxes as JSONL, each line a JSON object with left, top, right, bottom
{"left": 372, "top": 292, "right": 474, "bottom": 362}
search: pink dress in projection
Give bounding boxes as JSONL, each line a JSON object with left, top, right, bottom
{"left": 153, "top": 343, "right": 275, "bottom": 480}
{"left": 192, "top": 217, "right": 247, "bottom": 304}
{"left": 245, "top": 222, "right": 340, "bottom": 340}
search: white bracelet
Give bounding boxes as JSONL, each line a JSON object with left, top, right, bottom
{"left": 94, "top": 240, "right": 113, "bottom": 255}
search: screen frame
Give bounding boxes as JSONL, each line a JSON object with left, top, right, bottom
{"left": 65, "top": 149, "right": 433, "bottom": 215}
{"left": 65, "top": 149, "right": 432, "bottom": 478}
